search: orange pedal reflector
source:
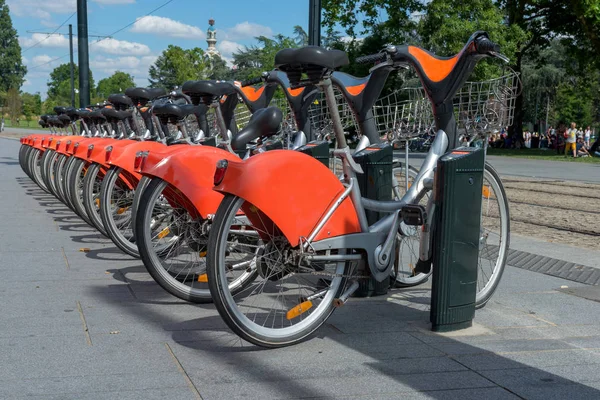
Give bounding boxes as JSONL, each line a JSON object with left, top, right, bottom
{"left": 199, "top": 251, "right": 207, "bottom": 257}
{"left": 157, "top": 227, "right": 170, "bottom": 239}
{"left": 197, "top": 274, "right": 208, "bottom": 282}
{"left": 286, "top": 300, "right": 313, "bottom": 320}
{"left": 95, "top": 199, "right": 100, "bottom": 208}
{"left": 117, "top": 206, "right": 129, "bottom": 215}
{"left": 482, "top": 186, "right": 491, "bottom": 199}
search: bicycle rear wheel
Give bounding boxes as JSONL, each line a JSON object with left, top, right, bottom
{"left": 82, "top": 163, "right": 109, "bottom": 237}
{"left": 100, "top": 167, "right": 138, "bottom": 257}
{"left": 207, "top": 194, "right": 351, "bottom": 348}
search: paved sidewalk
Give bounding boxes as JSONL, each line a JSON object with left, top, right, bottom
{"left": 3, "top": 137, "right": 600, "bottom": 399}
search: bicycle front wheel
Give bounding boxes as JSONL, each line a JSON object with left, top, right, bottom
{"left": 475, "top": 163, "right": 510, "bottom": 308}
{"left": 206, "top": 194, "right": 351, "bottom": 348}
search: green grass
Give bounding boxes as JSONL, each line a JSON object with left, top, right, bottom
{"left": 487, "top": 147, "right": 600, "bottom": 163}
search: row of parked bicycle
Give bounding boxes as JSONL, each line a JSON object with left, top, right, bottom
{"left": 18, "top": 31, "right": 511, "bottom": 348}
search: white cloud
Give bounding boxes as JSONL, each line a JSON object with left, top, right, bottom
{"left": 20, "top": 33, "right": 74, "bottom": 49}
{"left": 90, "top": 38, "right": 151, "bottom": 56}
{"left": 93, "top": 0, "right": 135, "bottom": 4}
{"left": 130, "top": 16, "right": 205, "bottom": 39}
{"left": 91, "top": 55, "right": 157, "bottom": 76}
{"left": 29, "top": 54, "right": 57, "bottom": 71}
{"left": 225, "top": 22, "right": 273, "bottom": 40}
{"left": 23, "top": 79, "right": 32, "bottom": 86}
{"left": 217, "top": 40, "right": 243, "bottom": 59}
{"left": 7, "top": 0, "right": 75, "bottom": 20}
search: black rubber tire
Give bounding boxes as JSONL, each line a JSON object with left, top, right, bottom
{"left": 130, "top": 176, "right": 151, "bottom": 239}
{"left": 66, "top": 158, "right": 95, "bottom": 228}
{"left": 100, "top": 167, "right": 139, "bottom": 258}
{"left": 82, "top": 162, "right": 109, "bottom": 237}
{"left": 30, "top": 149, "right": 51, "bottom": 194}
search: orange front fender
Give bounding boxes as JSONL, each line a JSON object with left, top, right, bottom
{"left": 140, "top": 146, "right": 240, "bottom": 219}
{"left": 214, "top": 150, "right": 361, "bottom": 247}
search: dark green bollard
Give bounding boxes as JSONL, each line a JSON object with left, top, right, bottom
{"left": 430, "top": 147, "right": 485, "bottom": 332}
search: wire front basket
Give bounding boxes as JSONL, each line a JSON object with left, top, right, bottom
{"left": 454, "top": 71, "right": 520, "bottom": 134}
{"left": 373, "top": 70, "right": 520, "bottom": 140}
{"left": 373, "top": 87, "right": 434, "bottom": 141}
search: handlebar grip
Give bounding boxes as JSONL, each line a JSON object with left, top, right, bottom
{"left": 475, "top": 38, "right": 500, "bottom": 54}
{"left": 356, "top": 52, "right": 386, "bottom": 65}
{"left": 241, "top": 77, "right": 262, "bottom": 87}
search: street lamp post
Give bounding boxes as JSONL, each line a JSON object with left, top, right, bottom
{"left": 308, "top": 0, "right": 321, "bottom": 46}
{"left": 77, "top": 0, "right": 90, "bottom": 107}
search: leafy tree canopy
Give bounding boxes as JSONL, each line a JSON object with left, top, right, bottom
{"left": 148, "top": 45, "right": 210, "bottom": 89}
{"left": 96, "top": 71, "right": 135, "bottom": 98}
{"left": 0, "top": 1, "right": 27, "bottom": 91}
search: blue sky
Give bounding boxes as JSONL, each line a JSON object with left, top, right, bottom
{"left": 8, "top": 0, "right": 324, "bottom": 99}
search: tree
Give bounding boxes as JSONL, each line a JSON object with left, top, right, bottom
{"left": 96, "top": 71, "right": 135, "bottom": 98}
{"left": 323, "top": 0, "right": 424, "bottom": 43}
{"left": 21, "top": 92, "right": 42, "bottom": 122}
{"left": 6, "top": 88, "right": 21, "bottom": 124}
{"left": 293, "top": 25, "right": 308, "bottom": 46}
{"left": 46, "top": 63, "right": 95, "bottom": 107}
{"left": 205, "top": 55, "right": 233, "bottom": 80}
{"left": 0, "top": 1, "right": 26, "bottom": 92}
{"left": 148, "top": 45, "right": 210, "bottom": 89}
{"left": 232, "top": 34, "right": 298, "bottom": 82}
{"left": 419, "top": 0, "right": 525, "bottom": 81}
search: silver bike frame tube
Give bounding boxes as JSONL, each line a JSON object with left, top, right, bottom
{"left": 402, "top": 129, "right": 448, "bottom": 204}
{"left": 304, "top": 179, "right": 354, "bottom": 249}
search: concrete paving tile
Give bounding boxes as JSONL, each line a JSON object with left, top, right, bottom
{"left": 0, "top": 372, "right": 188, "bottom": 398}
{"left": 473, "top": 306, "right": 552, "bottom": 328}
{"left": 17, "top": 387, "right": 197, "bottom": 400}
{"left": 194, "top": 371, "right": 495, "bottom": 400}
{"left": 282, "top": 387, "right": 520, "bottom": 400}
{"left": 502, "top": 384, "right": 600, "bottom": 400}
{"left": 466, "top": 338, "right": 576, "bottom": 353}
{"left": 0, "top": 314, "right": 86, "bottom": 339}
{"left": 455, "top": 347, "right": 600, "bottom": 372}
{"left": 494, "top": 265, "right": 588, "bottom": 294}
{"left": 479, "top": 368, "right": 600, "bottom": 400}
{"left": 0, "top": 335, "right": 176, "bottom": 381}
{"left": 561, "top": 336, "right": 600, "bottom": 349}
{"left": 542, "top": 363, "right": 600, "bottom": 383}
{"left": 494, "top": 291, "right": 600, "bottom": 325}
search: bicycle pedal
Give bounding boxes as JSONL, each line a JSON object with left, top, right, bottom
{"left": 400, "top": 204, "right": 426, "bottom": 226}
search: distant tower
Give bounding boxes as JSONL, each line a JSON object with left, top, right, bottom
{"left": 206, "top": 18, "right": 219, "bottom": 57}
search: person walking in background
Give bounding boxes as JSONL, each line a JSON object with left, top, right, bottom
{"left": 0, "top": 117, "right": 4, "bottom": 132}
{"left": 584, "top": 126, "right": 591, "bottom": 147}
{"left": 565, "top": 122, "right": 578, "bottom": 157}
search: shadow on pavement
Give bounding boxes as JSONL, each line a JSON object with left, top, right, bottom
{"left": 88, "top": 280, "right": 600, "bottom": 399}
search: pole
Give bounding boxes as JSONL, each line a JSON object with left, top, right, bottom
{"left": 308, "top": 0, "right": 321, "bottom": 46}
{"left": 69, "top": 24, "right": 75, "bottom": 108}
{"left": 77, "top": 0, "right": 90, "bottom": 107}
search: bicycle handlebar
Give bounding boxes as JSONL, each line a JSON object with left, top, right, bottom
{"left": 241, "top": 77, "right": 262, "bottom": 87}
{"left": 474, "top": 36, "right": 500, "bottom": 54}
{"left": 356, "top": 52, "right": 387, "bottom": 65}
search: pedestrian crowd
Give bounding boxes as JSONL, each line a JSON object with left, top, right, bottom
{"left": 488, "top": 123, "right": 597, "bottom": 158}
